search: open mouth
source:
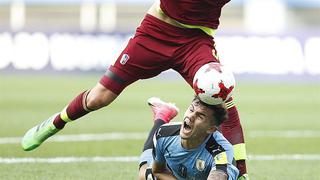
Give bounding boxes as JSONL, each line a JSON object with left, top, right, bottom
{"left": 183, "top": 118, "right": 192, "bottom": 134}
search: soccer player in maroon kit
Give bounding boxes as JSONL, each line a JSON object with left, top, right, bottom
{"left": 22, "top": 1, "right": 248, "bottom": 179}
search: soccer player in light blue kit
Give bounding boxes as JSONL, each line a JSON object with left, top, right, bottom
{"left": 139, "top": 97, "right": 239, "bottom": 180}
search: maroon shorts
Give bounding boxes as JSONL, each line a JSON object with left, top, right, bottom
{"left": 100, "top": 14, "right": 219, "bottom": 95}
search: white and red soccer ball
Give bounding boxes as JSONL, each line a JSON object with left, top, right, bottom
{"left": 193, "top": 63, "right": 235, "bottom": 105}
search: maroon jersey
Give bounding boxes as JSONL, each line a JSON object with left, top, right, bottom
{"left": 160, "top": 0, "right": 231, "bottom": 29}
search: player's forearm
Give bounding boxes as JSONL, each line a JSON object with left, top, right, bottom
{"left": 153, "top": 172, "right": 177, "bottom": 180}
{"left": 207, "top": 170, "right": 228, "bottom": 180}
{"left": 152, "top": 160, "right": 177, "bottom": 180}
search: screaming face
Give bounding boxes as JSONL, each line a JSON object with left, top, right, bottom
{"left": 180, "top": 98, "right": 217, "bottom": 147}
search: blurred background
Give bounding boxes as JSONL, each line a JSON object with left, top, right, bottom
{"left": 0, "top": 0, "right": 319, "bottom": 75}
{"left": 0, "top": 0, "right": 320, "bottom": 179}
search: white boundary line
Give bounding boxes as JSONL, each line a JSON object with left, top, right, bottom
{"left": 248, "top": 130, "right": 320, "bottom": 138}
{"left": 0, "top": 132, "right": 148, "bottom": 144}
{"left": 248, "top": 154, "right": 320, "bottom": 161}
{"left": 1, "top": 130, "right": 319, "bottom": 145}
{"left": 0, "top": 156, "right": 139, "bottom": 164}
{"left": 1, "top": 154, "right": 320, "bottom": 164}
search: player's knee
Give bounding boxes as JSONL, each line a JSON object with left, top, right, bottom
{"left": 86, "top": 83, "right": 118, "bottom": 110}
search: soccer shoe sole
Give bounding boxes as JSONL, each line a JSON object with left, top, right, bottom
{"left": 147, "top": 97, "right": 179, "bottom": 112}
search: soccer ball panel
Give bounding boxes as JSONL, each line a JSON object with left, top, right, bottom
{"left": 193, "top": 63, "right": 235, "bottom": 105}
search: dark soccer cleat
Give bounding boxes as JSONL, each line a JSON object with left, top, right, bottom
{"left": 147, "top": 97, "right": 179, "bottom": 123}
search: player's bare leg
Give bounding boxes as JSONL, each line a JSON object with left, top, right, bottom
{"left": 21, "top": 83, "right": 118, "bottom": 151}
{"left": 138, "top": 97, "right": 178, "bottom": 180}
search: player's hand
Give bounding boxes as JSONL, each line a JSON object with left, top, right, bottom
{"left": 207, "top": 170, "right": 228, "bottom": 180}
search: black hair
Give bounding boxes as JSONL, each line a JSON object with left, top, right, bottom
{"left": 193, "top": 96, "right": 228, "bottom": 127}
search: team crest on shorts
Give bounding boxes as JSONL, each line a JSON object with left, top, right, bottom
{"left": 120, "top": 53, "right": 130, "bottom": 65}
{"left": 196, "top": 159, "right": 206, "bottom": 171}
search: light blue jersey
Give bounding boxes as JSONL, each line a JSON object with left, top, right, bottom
{"left": 151, "top": 123, "right": 239, "bottom": 180}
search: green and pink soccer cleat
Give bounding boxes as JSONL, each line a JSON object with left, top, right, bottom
{"left": 21, "top": 113, "right": 60, "bottom": 151}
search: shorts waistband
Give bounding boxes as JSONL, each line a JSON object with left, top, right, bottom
{"left": 138, "top": 14, "right": 208, "bottom": 39}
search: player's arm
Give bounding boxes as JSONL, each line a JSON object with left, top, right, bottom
{"left": 210, "top": 132, "right": 239, "bottom": 180}
{"left": 207, "top": 170, "right": 228, "bottom": 180}
{"left": 152, "top": 136, "right": 176, "bottom": 180}
{"left": 152, "top": 161, "right": 177, "bottom": 180}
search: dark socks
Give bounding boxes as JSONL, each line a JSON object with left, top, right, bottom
{"left": 52, "top": 91, "right": 91, "bottom": 129}
{"left": 221, "top": 103, "right": 247, "bottom": 176}
{"left": 143, "top": 119, "right": 165, "bottom": 151}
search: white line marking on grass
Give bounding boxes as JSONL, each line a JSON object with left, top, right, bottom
{"left": 0, "top": 132, "right": 148, "bottom": 144}
{"left": 0, "top": 156, "right": 139, "bottom": 164}
{"left": 1, "top": 130, "right": 319, "bottom": 145}
{"left": 1, "top": 154, "right": 320, "bottom": 164}
{"left": 248, "top": 130, "right": 320, "bottom": 138}
{"left": 248, "top": 154, "right": 320, "bottom": 161}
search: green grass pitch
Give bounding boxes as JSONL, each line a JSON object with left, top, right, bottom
{"left": 0, "top": 73, "right": 319, "bottom": 179}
